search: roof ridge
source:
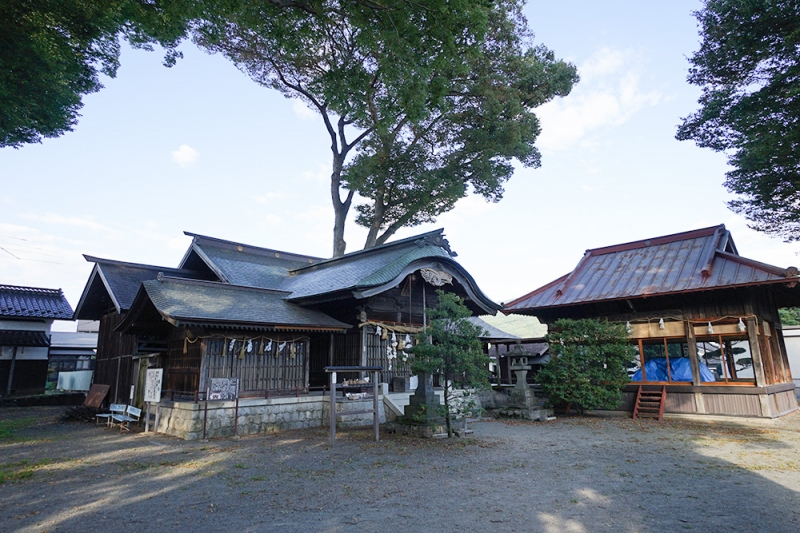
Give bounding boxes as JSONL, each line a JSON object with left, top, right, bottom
{"left": 184, "top": 232, "right": 322, "bottom": 263}
{"left": 153, "top": 274, "right": 293, "bottom": 295}
{"left": 0, "top": 284, "right": 64, "bottom": 295}
{"left": 83, "top": 255, "right": 200, "bottom": 273}
{"left": 289, "top": 229, "right": 450, "bottom": 274}
{"left": 586, "top": 224, "right": 726, "bottom": 256}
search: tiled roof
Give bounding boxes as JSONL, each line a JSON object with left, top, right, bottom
{"left": 73, "top": 256, "right": 215, "bottom": 319}
{"left": 181, "top": 229, "right": 499, "bottom": 313}
{"left": 90, "top": 256, "right": 213, "bottom": 310}
{"left": 180, "top": 232, "right": 320, "bottom": 290}
{"left": 0, "top": 330, "right": 51, "bottom": 347}
{"left": 506, "top": 224, "right": 800, "bottom": 312}
{"left": 281, "top": 237, "right": 453, "bottom": 300}
{"left": 140, "top": 277, "right": 350, "bottom": 331}
{"left": 0, "top": 285, "right": 73, "bottom": 319}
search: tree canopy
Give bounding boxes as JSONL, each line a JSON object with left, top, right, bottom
{"left": 0, "top": 0, "right": 187, "bottom": 148}
{"left": 198, "top": 0, "right": 576, "bottom": 256}
{"left": 677, "top": 0, "right": 800, "bottom": 241}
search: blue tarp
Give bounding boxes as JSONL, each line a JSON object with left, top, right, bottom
{"left": 630, "top": 357, "right": 716, "bottom": 382}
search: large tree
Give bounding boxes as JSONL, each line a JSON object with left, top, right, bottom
{"left": 0, "top": 0, "right": 385, "bottom": 149}
{"left": 346, "top": 4, "right": 577, "bottom": 248}
{"left": 198, "top": 0, "right": 576, "bottom": 256}
{"left": 677, "top": 0, "right": 800, "bottom": 241}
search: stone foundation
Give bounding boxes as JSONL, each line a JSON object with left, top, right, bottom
{"left": 153, "top": 395, "right": 386, "bottom": 440}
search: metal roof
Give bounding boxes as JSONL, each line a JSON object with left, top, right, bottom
{"left": 0, "top": 285, "right": 73, "bottom": 319}
{"left": 134, "top": 276, "right": 350, "bottom": 331}
{"left": 506, "top": 224, "right": 800, "bottom": 312}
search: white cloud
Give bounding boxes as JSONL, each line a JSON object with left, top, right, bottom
{"left": 292, "top": 99, "right": 318, "bottom": 121}
{"left": 253, "top": 192, "right": 290, "bottom": 204}
{"left": 171, "top": 144, "right": 200, "bottom": 167}
{"left": 536, "top": 47, "right": 663, "bottom": 152}
{"left": 20, "top": 213, "right": 114, "bottom": 233}
{"left": 302, "top": 164, "right": 330, "bottom": 185}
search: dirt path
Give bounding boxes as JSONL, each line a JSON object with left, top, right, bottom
{"left": 1, "top": 407, "right": 799, "bottom": 533}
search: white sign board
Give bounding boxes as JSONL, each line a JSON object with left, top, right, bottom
{"left": 144, "top": 368, "right": 163, "bottom": 403}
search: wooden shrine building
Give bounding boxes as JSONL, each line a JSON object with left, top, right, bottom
{"left": 505, "top": 225, "right": 799, "bottom": 418}
{"left": 74, "top": 230, "right": 499, "bottom": 412}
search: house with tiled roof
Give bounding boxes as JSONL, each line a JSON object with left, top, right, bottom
{"left": 1, "top": 284, "right": 73, "bottom": 396}
{"left": 74, "top": 229, "right": 499, "bottom": 437}
{"left": 505, "top": 224, "right": 800, "bottom": 418}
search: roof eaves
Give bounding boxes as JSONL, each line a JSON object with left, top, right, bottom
{"left": 503, "top": 273, "right": 570, "bottom": 311}
{"left": 95, "top": 264, "right": 122, "bottom": 313}
{"left": 188, "top": 243, "right": 231, "bottom": 284}
{"left": 714, "top": 250, "right": 794, "bottom": 278}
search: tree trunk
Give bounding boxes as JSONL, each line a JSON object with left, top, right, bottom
{"left": 330, "top": 154, "right": 353, "bottom": 258}
{"left": 363, "top": 195, "right": 386, "bottom": 249}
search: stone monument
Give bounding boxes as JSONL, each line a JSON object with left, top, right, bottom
{"left": 499, "top": 345, "right": 553, "bottom": 422}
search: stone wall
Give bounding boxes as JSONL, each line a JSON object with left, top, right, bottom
{"left": 153, "top": 395, "right": 386, "bottom": 440}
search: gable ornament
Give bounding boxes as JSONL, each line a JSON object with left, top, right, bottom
{"left": 420, "top": 268, "right": 453, "bottom": 287}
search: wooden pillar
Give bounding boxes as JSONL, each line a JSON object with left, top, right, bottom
{"left": 746, "top": 317, "right": 767, "bottom": 387}
{"left": 686, "top": 322, "right": 701, "bottom": 386}
{"left": 5, "top": 346, "right": 17, "bottom": 396}
{"left": 686, "top": 322, "right": 705, "bottom": 413}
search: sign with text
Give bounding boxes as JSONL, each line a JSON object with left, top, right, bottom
{"left": 144, "top": 368, "right": 163, "bottom": 403}
{"left": 209, "top": 378, "right": 239, "bottom": 401}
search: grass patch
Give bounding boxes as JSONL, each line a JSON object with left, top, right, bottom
{"left": 0, "top": 458, "right": 54, "bottom": 483}
{"left": 0, "top": 418, "right": 37, "bottom": 440}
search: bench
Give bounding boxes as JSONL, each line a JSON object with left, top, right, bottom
{"left": 111, "top": 405, "right": 142, "bottom": 433}
{"left": 96, "top": 404, "right": 126, "bottom": 427}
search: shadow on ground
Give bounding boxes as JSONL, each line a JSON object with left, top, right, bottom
{"left": 1, "top": 406, "right": 799, "bottom": 532}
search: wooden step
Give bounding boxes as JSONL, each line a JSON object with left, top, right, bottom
{"left": 632, "top": 385, "right": 666, "bottom": 421}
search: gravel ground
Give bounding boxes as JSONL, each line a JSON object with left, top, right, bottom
{"left": 1, "top": 406, "right": 799, "bottom": 533}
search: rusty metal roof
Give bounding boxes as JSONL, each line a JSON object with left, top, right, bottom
{"left": 505, "top": 225, "right": 799, "bottom": 312}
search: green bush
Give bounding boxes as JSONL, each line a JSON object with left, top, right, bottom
{"left": 538, "top": 319, "right": 634, "bottom": 415}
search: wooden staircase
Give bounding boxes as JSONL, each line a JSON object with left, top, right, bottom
{"left": 632, "top": 385, "right": 666, "bottom": 420}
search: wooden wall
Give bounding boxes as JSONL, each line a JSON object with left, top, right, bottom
{"left": 93, "top": 312, "right": 138, "bottom": 405}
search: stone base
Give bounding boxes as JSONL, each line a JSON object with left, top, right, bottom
{"left": 153, "top": 396, "right": 386, "bottom": 440}
{"left": 494, "top": 406, "right": 554, "bottom": 422}
{"left": 385, "top": 420, "right": 446, "bottom": 438}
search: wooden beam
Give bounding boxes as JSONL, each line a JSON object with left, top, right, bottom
{"left": 746, "top": 317, "right": 767, "bottom": 388}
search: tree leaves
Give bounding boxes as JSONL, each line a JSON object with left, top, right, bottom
{"left": 538, "top": 319, "right": 634, "bottom": 415}
{"left": 677, "top": 0, "right": 800, "bottom": 241}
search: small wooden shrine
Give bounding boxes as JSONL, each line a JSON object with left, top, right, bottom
{"left": 505, "top": 225, "right": 799, "bottom": 418}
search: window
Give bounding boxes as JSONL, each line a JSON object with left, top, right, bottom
{"left": 630, "top": 338, "right": 692, "bottom": 382}
{"left": 695, "top": 335, "right": 754, "bottom": 383}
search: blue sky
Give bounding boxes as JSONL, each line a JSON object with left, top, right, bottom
{"left": 2, "top": 0, "right": 798, "bottom": 331}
